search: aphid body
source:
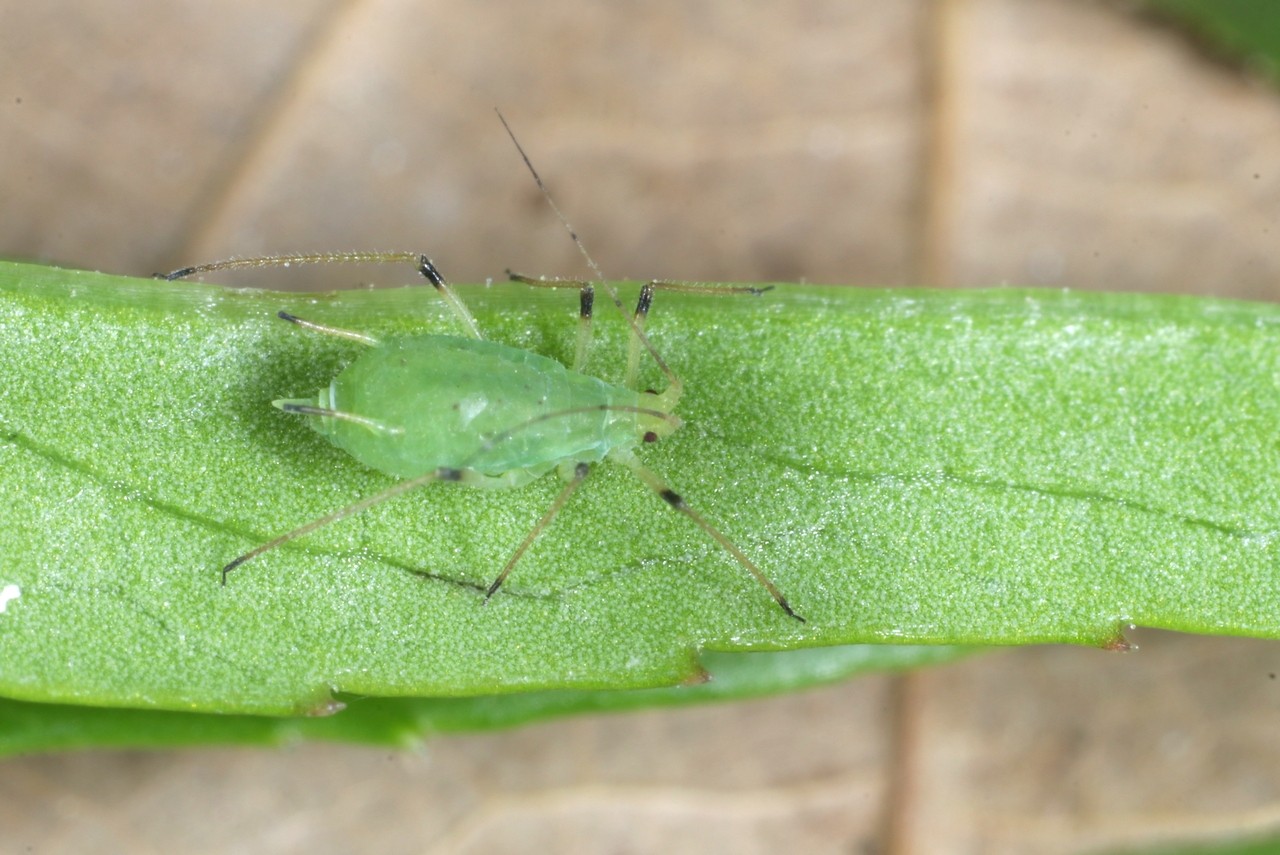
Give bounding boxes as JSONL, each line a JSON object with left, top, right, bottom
{"left": 285, "top": 334, "right": 677, "bottom": 480}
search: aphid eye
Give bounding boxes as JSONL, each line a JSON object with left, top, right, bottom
{"left": 643, "top": 431, "right": 659, "bottom": 443}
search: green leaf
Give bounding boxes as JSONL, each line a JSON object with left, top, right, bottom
{"left": 1103, "top": 831, "right": 1280, "bottom": 855}
{"left": 1142, "top": 0, "right": 1280, "bottom": 80}
{"left": 0, "top": 644, "right": 967, "bottom": 754}
{"left": 2, "top": 260, "right": 1278, "bottom": 718}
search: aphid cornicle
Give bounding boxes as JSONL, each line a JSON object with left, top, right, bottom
{"left": 165, "top": 114, "right": 803, "bottom": 622}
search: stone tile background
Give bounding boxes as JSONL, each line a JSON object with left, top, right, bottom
{"left": 3, "top": 1, "right": 1280, "bottom": 852}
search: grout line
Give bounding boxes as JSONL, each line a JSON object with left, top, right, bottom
{"left": 162, "top": 0, "right": 370, "bottom": 268}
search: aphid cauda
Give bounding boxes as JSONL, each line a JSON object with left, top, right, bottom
{"left": 164, "top": 114, "right": 803, "bottom": 622}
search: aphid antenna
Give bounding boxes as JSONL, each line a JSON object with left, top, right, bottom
{"left": 495, "top": 109, "right": 682, "bottom": 399}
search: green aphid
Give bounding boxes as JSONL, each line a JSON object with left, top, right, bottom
{"left": 164, "top": 117, "right": 802, "bottom": 622}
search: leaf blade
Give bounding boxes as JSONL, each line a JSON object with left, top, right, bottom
{"left": 1, "top": 261, "right": 1277, "bottom": 714}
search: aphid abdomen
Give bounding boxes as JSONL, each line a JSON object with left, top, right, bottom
{"left": 304, "top": 335, "right": 646, "bottom": 479}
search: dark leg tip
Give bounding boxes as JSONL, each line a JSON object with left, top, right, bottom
{"left": 484, "top": 578, "right": 503, "bottom": 601}
{"left": 160, "top": 266, "right": 197, "bottom": 281}
{"left": 417, "top": 257, "right": 445, "bottom": 288}
{"left": 779, "top": 599, "right": 806, "bottom": 623}
{"left": 221, "top": 558, "right": 245, "bottom": 586}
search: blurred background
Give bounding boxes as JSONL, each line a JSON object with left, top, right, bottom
{"left": 4, "top": 0, "right": 1280, "bottom": 852}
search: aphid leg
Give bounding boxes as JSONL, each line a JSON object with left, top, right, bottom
{"left": 508, "top": 270, "right": 776, "bottom": 395}
{"left": 158, "top": 251, "right": 423, "bottom": 281}
{"left": 608, "top": 449, "right": 804, "bottom": 623}
{"left": 276, "top": 311, "right": 379, "bottom": 346}
{"left": 222, "top": 467, "right": 450, "bottom": 584}
{"left": 623, "top": 281, "right": 775, "bottom": 391}
{"left": 650, "top": 281, "right": 775, "bottom": 297}
{"left": 485, "top": 461, "right": 591, "bottom": 601}
{"left": 221, "top": 466, "right": 529, "bottom": 584}
{"left": 624, "top": 282, "right": 655, "bottom": 389}
{"left": 507, "top": 272, "right": 595, "bottom": 372}
{"left": 158, "top": 252, "right": 485, "bottom": 340}
{"left": 416, "top": 256, "right": 483, "bottom": 340}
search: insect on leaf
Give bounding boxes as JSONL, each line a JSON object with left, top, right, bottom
{"left": 1, "top": 260, "right": 1279, "bottom": 715}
